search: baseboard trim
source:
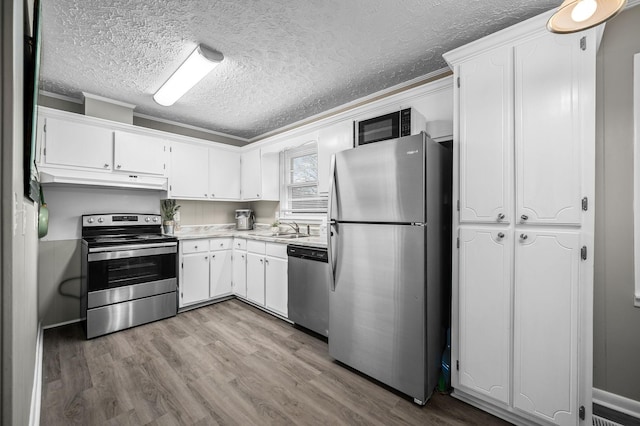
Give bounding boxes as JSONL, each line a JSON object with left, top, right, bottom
{"left": 593, "top": 388, "right": 640, "bottom": 420}
{"left": 29, "top": 323, "right": 43, "bottom": 426}
{"left": 42, "top": 317, "right": 82, "bottom": 330}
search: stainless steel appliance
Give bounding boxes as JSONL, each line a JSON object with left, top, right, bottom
{"left": 328, "top": 132, "right": 450, "bottom": 405}
{"left": 235, "top": 209, "right": 255, "bottom": 230}
{"left": 81, "top": 213, "right": 178, "bottom": 339}
{"left": 355, "top": 107, "right": 426, "bottom": 146}
{"left": 287, "top": 245, "right": 330, "bottom": 337}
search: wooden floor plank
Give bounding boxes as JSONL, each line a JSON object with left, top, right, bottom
{"left": 41, "top": 299, "right": 509, "bottom": 426}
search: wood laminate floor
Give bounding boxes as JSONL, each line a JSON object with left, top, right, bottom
{"left": 41, "top": 299, "right": 509, "bottom": 425}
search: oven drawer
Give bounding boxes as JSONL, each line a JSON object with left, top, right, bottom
{"left": 210, "top": 238, "right": 232, "bottom": 251}
{"left": 86, "top": 291, "right": 177, "bottom": 339}
{"left": 181, "top": 240, "right": 208, "bottom": 254}
{"left": 87, "top": 278, "right": 177, "bottom": 309}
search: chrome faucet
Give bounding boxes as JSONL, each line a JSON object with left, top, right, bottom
{"left": 282, "top": 221, "right": 300, "bottom": 235}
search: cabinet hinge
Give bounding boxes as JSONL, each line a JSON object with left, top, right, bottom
{"left": 456, "top": 360, "right": 459, "bottom": 371}
{"left": 170, "top": 146, "right": 172, "bottom": 153}
{"left": 581, "top": 246, "right": 587, "bottom": 261}
{"left": 44, "top": 124, "right": 47, "bottom": 132}
{"left": 580, "top": 36, "right": 586, "bottom": 51}
{"left": 170, "top": 185, "right": 172, "bottom": 191}
{"left": 163, "top": 163, "right": 166, "bottom": 170}
{"left": 180, "top": 292, "right": 183, "bottom": 298}
{"left": 43, "top": 147, "right": 46, "bottom": 156}
{"left": 457, "top": 237, "right": 460, "bottom": 249}
{"left": 457, "top": 77, "right": 460, "bottom": 88}
{"left": 579, "top": 405, "right": 585, "bottom": 421}
{"left": 582, "top": 197, "right": 588, "bottom": 211}
{"left": 456, "top": 200, "right": 460, "bottom": 211}
{"left": 181, "top": 262, "right": 183, "bottom": 269}
{"left": 164, "top": 146, "right": 166, "bottom": 152}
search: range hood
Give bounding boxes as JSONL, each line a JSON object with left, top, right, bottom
{"left": 39, "top": 168, "right": 168, "bottom": 191}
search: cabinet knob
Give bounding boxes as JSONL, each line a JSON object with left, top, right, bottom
{"left": 265, "top": 259, "right": 269, "bottom": 265}
{"left": 116, "top": 164, "right": 121, "bottom": 169}
{"left": 204, "top": 256, "right": 208, "bottom": 260}
{"left": 497, "top": 232, "right": 505, "bottom": 239}
{"left": 521, "top": 214, "right": 529, "bottom": 222}
{"left": 260, "top": 258, "right": 263, "bottom": 263}
{"left": 497, "top": 213, "right": 505, "bottom": 221}
{"left": 212, "top": 254, "right": 216, "bottom": 258}
{"left": 241, "top": 254, "right": 245, "bottom": 259}
{"left": 211, "top": 194, "right": 215, "bottom": 198}
{"left": 103, "top": 163, "right": 109, "bottom": 168}
{"left": 257, "top": 194, "right": 260, "bottom": 198}
{"left": 195, "top": 245, "right": 198, "bottom": 249}
{"left": 204, "top": 193, "right": 207, "bottom": 197}
{"left": 520, "top": 233, "right": 528, "bottom": 240}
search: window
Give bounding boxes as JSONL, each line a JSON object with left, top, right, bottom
{"left": 280, "top": 142, "right": 327, "bottom": 218}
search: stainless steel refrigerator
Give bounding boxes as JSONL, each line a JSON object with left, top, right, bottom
{"left": 327, "top": 132, "right": 449, "bottom": 405}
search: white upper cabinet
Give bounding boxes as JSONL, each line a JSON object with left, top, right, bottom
{"left": 458, "top": 46, "right": 513, "bottom": 224}
{"left": 209, "top": 148, "right": 241, "bottom": 200}
{"left": 169, "top": 142, "right": 209, "bottom": 199}
{"left": 241, "top": 148, "right": 279, "bottom": 201}
{"left": 513, "top": 230, "right": 580, "bottom": 425}
{"left": 515, "top": 33, "right": 585, "bottom": 226}
{"left": 43, "top": 116, "right": 113, "bottom": 171}
{"left": 317, "top": 120, "right": 353, "bottom": 194}
{"left": 113, "top": 131, "right": 167, "bottom": 176}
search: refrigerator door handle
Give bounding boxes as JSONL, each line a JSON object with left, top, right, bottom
{"left": 327, "top": 154, "right": 337, "bottom": 291}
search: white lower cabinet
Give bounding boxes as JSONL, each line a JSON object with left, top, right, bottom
{"left": 513, "top": 230, "right": 580, "bottom": 426}
{"left": 232, "top": 238, "right": 247, "bottom": 298}
{"left": 179, "top": 238, "right": 232, "bottom": 308}
{"left": 246, "top": 241, "right": 288, "bottom": 317}
{"left": 458, "top": 227, "right": 512, "bottom": 405}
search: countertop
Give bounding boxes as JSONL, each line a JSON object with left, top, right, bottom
{"left": 173, "top": 224, "right": 327, "bottom": 249}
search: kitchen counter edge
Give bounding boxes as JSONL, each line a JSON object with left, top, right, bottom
{"left": 174, "top": 230, "right": 327, "bottom": 248}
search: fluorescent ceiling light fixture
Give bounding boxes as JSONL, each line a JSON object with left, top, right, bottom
{"left": 547, "top": 0, "right": 626, "bottom": 33}
{"left": 153, "top": 45, "right": 223, "bottom": 106}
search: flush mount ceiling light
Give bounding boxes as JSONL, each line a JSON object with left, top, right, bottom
{"left": 153, "top": 44, "right": 224, "bottom": 106}
{"left": 547, "top": 0, "right": 627, "bottom": 33}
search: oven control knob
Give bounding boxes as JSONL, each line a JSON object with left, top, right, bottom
{"left": 97, "top": 217, "right": 104, "bottom": 223}
{"left": 145, "top": 217, "right": 151, "bottom": 222}
{"left": 153, "top": 217, "right": 159, "bottom": 223}
{"left": 87, "top": 217, "right": 94, "bottom": 224}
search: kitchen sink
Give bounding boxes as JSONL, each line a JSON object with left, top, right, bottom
{"left": 250, "top": 232, "right": 310, "bottom": 239}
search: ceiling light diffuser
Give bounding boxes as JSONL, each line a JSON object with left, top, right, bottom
{"left": 153, "top": 45, "right": 224, "bottom": 106}
{"left": 547, "top": 0, "right": 627, "bottom": 33}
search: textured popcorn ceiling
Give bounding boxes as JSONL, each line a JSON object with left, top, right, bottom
{"left": 39, "top": 0, "right": 558, "bottom": 140}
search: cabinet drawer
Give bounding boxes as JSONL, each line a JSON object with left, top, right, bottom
{"left": 233, "top": 238, "right": 247, "bottom": 250}
{"left": 247, "top": 240, "right": 266, "bottom": 254}
{"left": 209, "top": 238, "right": 232, "bottom": 251}
{"left": 266, "top": 242, "right": 287, "bottom": 259}
{"left": 181, "top": 239, "right": 208, "bottom": 254}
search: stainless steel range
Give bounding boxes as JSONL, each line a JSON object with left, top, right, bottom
{"left": 81, "top": 213, "right": 178, "bottom": 339}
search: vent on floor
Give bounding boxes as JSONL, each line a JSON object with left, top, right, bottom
{"left": 593, "top": 415, "right": 625, "bottom": 426}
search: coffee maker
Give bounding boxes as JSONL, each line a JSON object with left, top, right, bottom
{"left": 235, "top": 209, "right": 255, "bottom": 230}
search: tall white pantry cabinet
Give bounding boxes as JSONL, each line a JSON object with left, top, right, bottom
{"left": 443, "top": 11, "right": 598, "bottom": 426}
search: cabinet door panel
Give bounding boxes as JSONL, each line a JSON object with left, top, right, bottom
{"left": 246, "top": 253, "right": 265, "bottom": 305}
{"left": 180, "top": 254, "right": 210, "bottom": 306}
{"left": 318, "top": 121, "right": 352, "bottom": 194}
{"left": 515, "top": 33, "right": 583, "bottom": 225}
{"left": 209, "top": 148, "right": 240, "bottom": 200}
{"left": 241, "top": 149, "right": 262, "bottom": 200}
{"left": 233, "top": 249, "right": 247, "bottom": 298}
{"left": 114, "top": 131, "right": 166, "bottom": 175}
{"left": 170, "top": 143, "right": 209, "bottom": 199}
{"left": 458, "top": 227, "right": 511, "bottom": 404}
{"left": 514, "top": 231, "right": 579, "bottom": 425}
{"left": 458, "top": 47, "right": 513, "bottom": 224}
{"left": 45, "top": 117, "right": 113, "bottom": 170}
{"left": 265, "top": 256, "right": 288, "bottom": 317}
{"left": 210, "top": 250, "right": 232, "bottom": 298}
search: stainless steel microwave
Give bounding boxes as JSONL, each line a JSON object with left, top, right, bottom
{"left": 355, "top": 107, "right": 426, "bottom": 146}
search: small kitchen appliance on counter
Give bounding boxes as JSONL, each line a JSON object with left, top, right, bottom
{"left": 235, "top": 209, "right": 255, "bottom": 230}
{"left": 81, "top": 213, "right": 178, "bottom": 339}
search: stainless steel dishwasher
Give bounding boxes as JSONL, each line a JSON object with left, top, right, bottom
{"left": 287, "top": 245, "right": 330, "bottom": 337}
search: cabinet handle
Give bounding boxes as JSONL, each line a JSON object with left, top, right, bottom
{"left": 260, "top": 258, "right": 263, "bottom": 263}
{"left": 204, "top": 193, "right": 208, "bottom": 197}
{"left": 116, "top": 164, "right": 121, "bottom": 169}
{"left": 194, "top": 245, "right": 198, "bottom": 249}
{"left": 265, "top": 259, "right": 269, "bottom": 265}
{"left": 520, "top": 214, "right": 529, "bottom": 222}
{"left": 205, "top": 256, "right": 208, "bottom": 260}
{"left": 220, "top": 243, "right": 223, "bottom": 247}
{"left": 497, "top": 232, "right": 505, "bottom": 239}
{"left": 211, "top": 194, "right": 215, "bottom": 198}
{"left": 520, "top": 233, "right": 528, "bottom": 240}
{"left": 497, "top": 213, "right": 505, "bottom": 221}
{"left": 212, "top": 254, "right": 215, "bottom": 258}
{"left": 241, "top": 254, "right": 245, "bottom": 259}
{"left": 103, "top": 163, "right": 109, "bottom": 168}
{"left": 257, "top": 194, "right": 260, "bottom": 198}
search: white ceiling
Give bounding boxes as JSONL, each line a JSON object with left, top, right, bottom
{"left": 39, "top": 0, "right": 559, "bottom": 140}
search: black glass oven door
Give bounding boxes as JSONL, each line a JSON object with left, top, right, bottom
{"left": 87, "top": 245, "right": 177, "bottom": 292}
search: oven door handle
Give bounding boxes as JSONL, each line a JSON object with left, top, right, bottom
{"left": 88, "top": 244, "right": 177, "bottom": 262}
{"left": 88, "top": 241, "right": 177, "bottom": 253}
